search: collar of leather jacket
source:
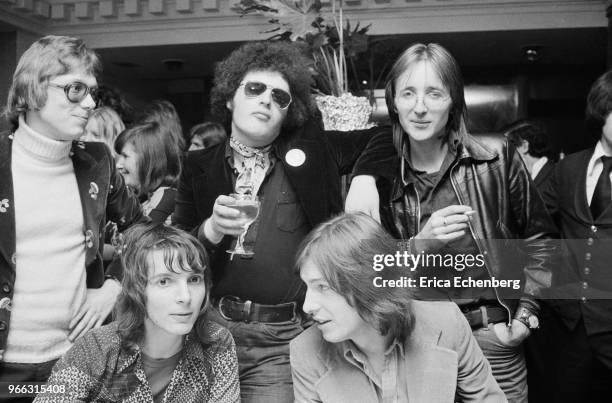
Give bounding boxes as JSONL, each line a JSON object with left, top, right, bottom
{"left": 455, "top": 133, "right": 500, "bottom": 163}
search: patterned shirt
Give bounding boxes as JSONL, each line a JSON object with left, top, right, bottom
{"left": 34, "top": 321, "right": 240, "bottom": 403}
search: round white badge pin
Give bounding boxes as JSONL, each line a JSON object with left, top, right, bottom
{"left": 285, "top": 148, "right": 306, "bottom": 167}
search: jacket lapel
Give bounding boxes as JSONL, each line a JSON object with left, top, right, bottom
{"left": 0, "top": 133, "right": 16, "bottom": 273}
{"left": 315, "top": 330, "right": 457, "bottom": 403}
{"left": 71, "top": 142, "right": 107, "bottom": 263}
{"left": 573, "top": 150, "right": 594, "bottom": 223}
{"left": 403, "top": 339, "right": 458, "bottom": 402}
{"left": 193, "top": 145, "right": 234, "bottom": 219}
{"left": 534, "top": 160, "right": 553, "bottom": 188}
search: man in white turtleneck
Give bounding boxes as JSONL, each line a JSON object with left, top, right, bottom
{"left": 0, "top": 35, "right": 143, "bottom": 397}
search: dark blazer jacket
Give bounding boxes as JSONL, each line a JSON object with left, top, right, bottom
{"left": 533, "top": 159, "right": 555, "bottom": 192}
{"left": 541, "top": 147, "right": 612, "bottom": 333}
{"left": 173, "top": 120, "right": 388, "bottom": 281}
{"left": 0, "top": 131, "right": 143, "bottom": 355}
{"left": 290, "top": 300, "right": 506, "bottom": 403}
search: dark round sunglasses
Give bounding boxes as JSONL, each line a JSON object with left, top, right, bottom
{"left": 240, "top": 81, "right": 292, "bottom": 110}
{"left": 48, "top": 81, "right": 98, "bottom": 104}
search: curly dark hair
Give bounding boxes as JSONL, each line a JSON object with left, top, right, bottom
{"left": 210, "top": 41, "right": 315, "bottom": 134}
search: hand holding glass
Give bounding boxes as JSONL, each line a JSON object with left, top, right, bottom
{"left": 226, "top": 193, "right": 260, "bottom": 257}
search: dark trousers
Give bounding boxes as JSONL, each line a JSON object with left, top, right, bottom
{"left": 0, "top": 359, "right": 57, "bottom": 403}
{"left": 209, "top": 307, "right": 306, "bottom": 403}
{"left": 549, "top": 313, "right": 612, "bottom": 403}
{"left": 524, "top": 302, "right": 558, "bottom": 403}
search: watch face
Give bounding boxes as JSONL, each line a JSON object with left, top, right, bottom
{"left": 528, "top": 315, "right": 539, "bottom": 329}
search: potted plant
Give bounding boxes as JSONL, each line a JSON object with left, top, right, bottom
{"left": 233, "top": 0, "right": 374, "bottom": 131}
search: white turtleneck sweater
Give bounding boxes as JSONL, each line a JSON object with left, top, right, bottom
{"left": 5, "top": 116, "right": 87, "bottom": 363}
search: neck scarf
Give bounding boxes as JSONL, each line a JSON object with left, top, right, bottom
{"left": 230, "top": 136, "right": 273, "bottom": 195}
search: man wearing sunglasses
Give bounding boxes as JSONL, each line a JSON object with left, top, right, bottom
{"left": 0, "top": 35, "right": 142, "bottom": 395}
{"left": 173, "top": 41, "right": 386, "bottom": 403}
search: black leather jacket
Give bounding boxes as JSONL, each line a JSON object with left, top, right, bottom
{"left": 377, "top": 133, "right": 558, "bottom": 321}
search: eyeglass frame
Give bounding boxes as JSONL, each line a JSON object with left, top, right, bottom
{"left": 238, "top": 81, "right": 292, "bottom": 110}
{"left": 394, "top": 90, "right": 451, "bottom": 111}
{"left": 48, "top": 81, "right": 99, "bottom": 105}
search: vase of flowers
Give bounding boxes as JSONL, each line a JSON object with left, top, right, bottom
{"left": 233, "top": 0, "right": 374, "bottom": 131}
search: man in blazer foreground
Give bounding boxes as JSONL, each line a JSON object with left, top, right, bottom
{"left": 291, "top": 213, "right": 505, "bottom": 402}
{"left": 540, "top": 70, "right": 612, "bottom": 402}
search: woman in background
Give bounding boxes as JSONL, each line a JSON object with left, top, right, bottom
{"left": 115, "top": 121, "right": 181, "bottom": 223}
{"left": 139, "top": 99, "right": 186, "bottom": 152}
{"left": 290, "top": 213, "right": 504, "bottom": 402}
{"left": 81, "top": 106, "right": 125, "bottom": 155}
{"left": 35, "top": 223, "right": 240, "bottom": 402}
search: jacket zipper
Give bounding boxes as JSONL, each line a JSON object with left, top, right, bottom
{"left": 448, "top": 159, "right": 513, "bottom": 325}
{"left": 414, "top": 185, "right": 421, "bottom": 233}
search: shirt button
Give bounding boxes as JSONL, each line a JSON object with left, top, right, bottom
{"left": 584, "top": 267, "right": 591, "bottom": 275}
{"left": 581, "top": 297, "right": 588, "bottom": 303}
{"left": 591, "top": 225, "right": 597, "bottom": 233}
{"left": 582, "top": 282, "right": 589, "bottom": 289}
{"left": 587, "top": 238, "right": 594, "bottom": 246}
{"left": 0, "top": 321, "right": 7, "bottom": 331}
{"left": 2, "top": 283, "right": 10, "bottom": 293}
{"left": 585, "top": 253, "right": 591, "bottom": 261}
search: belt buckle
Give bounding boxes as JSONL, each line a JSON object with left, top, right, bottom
{"left": 218, "top": 295, "right": 236, "bottom": 321}
{"left": 218, "top": 296, "right": 253, "bottom": 322}
{"left": 242, "top": 300, "right": 253, "bottom": 323}
{"left": 480, "top": 305, "right": 489, "bottom": 328}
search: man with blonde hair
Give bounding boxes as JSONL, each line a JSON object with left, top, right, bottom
{"left": 0, "top": 35, "right": 142, "bottom": 397}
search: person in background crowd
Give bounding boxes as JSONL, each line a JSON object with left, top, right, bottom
{"left": 504, "top": 119, "right": 556, "bottom": 191}
{"left": 173, "top": 40, "right": 386, "bottom": 403}
{"left": 540, "top": 70, "right": 612, "bottom": 403}
{"left": 80, "top": 106, "right": 125, "bottom": 156}
{"left": 0, "top": 35, "right": 143, "bottom": 400}
{"left": 503, "top": 119, "right": 558, "bottom": 403}
{"left": 188, "top": 121, "right": 227, "bottom": 151}
{"left": 345, "top": 43, "right": 557, "bottom": 402}
{"left": 95, "top": 84, "right": 134, "bottom": 126}
{"left": 35, "top": 223, "right": 240, "bottom": 402}
{"left": 139, "top": 99, "right": 186, "bottom": 152}
{"left": 115, "top": 121, "right": 181, "bottom": 224}
{"left": 291, "top": 212, "right": 505, "bottom": 402}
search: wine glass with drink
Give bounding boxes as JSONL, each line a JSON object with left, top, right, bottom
{"left": 226, "top": 193, "right": 260, "bottom": 257}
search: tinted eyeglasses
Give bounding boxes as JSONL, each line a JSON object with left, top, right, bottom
{"left": 239, "top": 81, "right": 292, "bottom": 110}
{"left": 48, "top": 81, "right": 98, "bottom": 105}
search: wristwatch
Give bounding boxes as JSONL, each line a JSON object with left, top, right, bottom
{"left": 515, "top": 307, "right": 540, "bottom": 330}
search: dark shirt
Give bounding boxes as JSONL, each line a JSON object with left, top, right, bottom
{"left": 401, "top": 145, "right": 498, "bottom": 305}
{"left": 213, "top": 145, "right": 311, "bottom": 304}
{"left": 142, "top": 350, "right": 182, "bottom": 403}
